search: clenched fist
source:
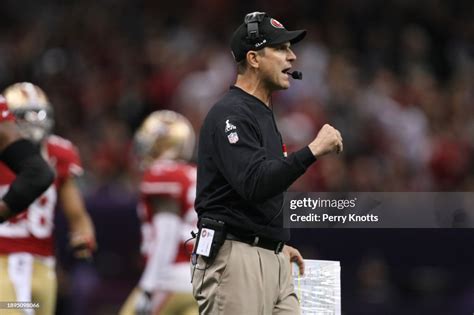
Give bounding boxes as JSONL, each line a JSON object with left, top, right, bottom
{"left": 308, "top": 124, "right": 343, "bottom": 158}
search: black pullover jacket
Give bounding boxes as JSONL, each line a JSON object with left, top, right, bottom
{"left": 195, "top": 86, "right": 316, "bottom": 241}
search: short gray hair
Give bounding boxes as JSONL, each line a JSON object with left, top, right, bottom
{"left": 236, "top": 50, "right": 266, "bottom": 75}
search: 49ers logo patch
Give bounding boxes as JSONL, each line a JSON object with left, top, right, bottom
{"left": 270, "top": 18, "right": 284, "bottom": 29}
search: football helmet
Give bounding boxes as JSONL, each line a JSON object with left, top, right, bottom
{"left": 134, "top": 110, "right": 195, "bottom": 164}
{"left": 3, "top": 82, "right": 54, "bottom": 143}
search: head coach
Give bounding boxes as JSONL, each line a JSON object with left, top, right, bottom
{"left": 192, "top": 11, "right": 343, "bottom": 315}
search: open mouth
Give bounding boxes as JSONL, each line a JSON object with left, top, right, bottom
{"left": 282, "top": 68, "right": 291, "bottom": 75}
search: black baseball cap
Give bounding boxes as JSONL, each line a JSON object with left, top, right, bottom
{"left": 230, "top": 12, "right": 306, "bottom": 62}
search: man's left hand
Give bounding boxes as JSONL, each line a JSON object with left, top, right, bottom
{"left": 282, "top": 244, "right": 305, "bottom": 275}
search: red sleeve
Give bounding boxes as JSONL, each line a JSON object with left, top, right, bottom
{"left": 0, "top": 96, "right": 15, "bottom": 123}
{"left": 47, "top": 136, "right": 83, "bottom": 187}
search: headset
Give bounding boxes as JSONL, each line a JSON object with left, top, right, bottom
{"left": 244, "top": 11, "right": 267, "bottom": 44}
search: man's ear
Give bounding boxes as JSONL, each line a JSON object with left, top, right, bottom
{"left": 246, "top": 50, "right": 260, "bottom": 69}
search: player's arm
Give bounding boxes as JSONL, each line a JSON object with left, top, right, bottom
{"left": 0, "top": 121, "right": 55, "bottom": 222}
{"left": 59, "top": 176, "right": 96, "bottom": 258}
{"left": 138, "top": 196, "right": 182, "bottom": 294}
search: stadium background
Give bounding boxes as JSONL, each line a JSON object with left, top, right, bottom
{"left": 0, "top": 0, "right": 473, "bottom": 314}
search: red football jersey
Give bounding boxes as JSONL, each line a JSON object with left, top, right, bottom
{"left": 0, "top": 96, "right": 15, "bottom": 122}
{"left": 138, "top": 160, "right": 197, "bottom": 264}
{"left": 0, "top": 135, "right": 83, "bottom": 256}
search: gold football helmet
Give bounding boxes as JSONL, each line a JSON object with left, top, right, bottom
{"left": 3, "top": 82, "right": 54, "bottom": 143}
{"left": 134, "top": 110, "right": 195, "bottom": 164}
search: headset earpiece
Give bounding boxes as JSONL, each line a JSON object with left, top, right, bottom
{"left": 244, "top": 12, "right": 266, "bottom": 44}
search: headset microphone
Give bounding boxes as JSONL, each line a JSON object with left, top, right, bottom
{"left": 288, "top": 71, "right": 303, "bottom": 80}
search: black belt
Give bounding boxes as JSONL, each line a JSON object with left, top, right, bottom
{"left": 226, "top": 233, "right": 285, "bottom": 254}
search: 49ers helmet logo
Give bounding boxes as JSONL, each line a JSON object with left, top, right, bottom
{"left": 270, "top": 18, "right": 284, "bottom": 29}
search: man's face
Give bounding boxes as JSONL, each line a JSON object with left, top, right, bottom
{"left": 258, "top": 42, "right": 296, "bottom": 90}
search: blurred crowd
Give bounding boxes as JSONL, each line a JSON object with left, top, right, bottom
{"left": 1, "top": 0, "right": 472, "bottom": 193}
{"left": 0, "top": 0, "right": 473, "bottom": 314}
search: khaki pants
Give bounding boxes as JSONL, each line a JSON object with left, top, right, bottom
{"left": 191, "top": 240, "right": 300, "bottom": 315}
{"left": 0, "top": 254, "right": 57, "bottom": 315}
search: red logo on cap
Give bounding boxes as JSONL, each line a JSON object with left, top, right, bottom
{"left": 270, "top": 18, "right": 284, "bottom": 29}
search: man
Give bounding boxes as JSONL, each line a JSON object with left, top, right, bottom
{"left": 0, "top": 82, "right": 96, "bottom": 315}
{"left": 120, "top": 110, "right": 198, "bottom": 315}
{"left": 193, "top": 12, "right": 343, "bottom": 314}
{"left": 0, "top": 96, "right": 54, "bottom": 224}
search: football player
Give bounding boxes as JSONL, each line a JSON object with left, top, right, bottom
{"left": 0, "top": 96, "right": 54, "bottom": 225}
{"left": 0, "top": 83, "right": 96, "bottom": 315}
{"left": 120, "top": 110, "right": 198, "bottom": 315}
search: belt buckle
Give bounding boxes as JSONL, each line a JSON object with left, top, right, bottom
{"left": 275, "top": 242, "right": 284, "bottom": 254}
{"left": 252, "top": 236, "right": 260, "bottom": 246}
